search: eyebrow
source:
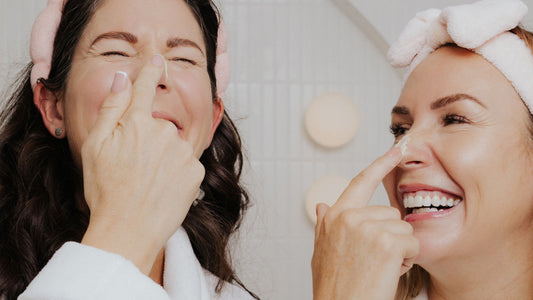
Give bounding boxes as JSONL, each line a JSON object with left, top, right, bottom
{"left": 167, "top": 37, "right": 204, "bottom": 56}
{"left": 391, "top": 93, "right": 486, "bottom": 116}
{"left": 430, "top": 93, "right": 486, "bottom": 109}
{"left": 92, "top": 31, "right": 138, "bottom": 45}
{"left": 91, "top": 31, "right": 204, "bottom": 56}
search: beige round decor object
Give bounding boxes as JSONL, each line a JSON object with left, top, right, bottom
{"left": 305, "top": 93, "right": 359, "bottom": 148}
{"left": 305, "top": 175, "right": 351, "bottom": 224}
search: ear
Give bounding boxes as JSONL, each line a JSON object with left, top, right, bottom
{"left": 205, "top": 97, "right": 224, "bottom": 149}
{"left": 33, "top": 82, "right": 66, "bottom": 138}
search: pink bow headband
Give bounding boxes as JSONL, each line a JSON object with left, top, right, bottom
{"left": 30, "top": 0, "right": 230, "bottom": 100}
{"left": 387, "top": 0, "right": 533, "bottom": 114}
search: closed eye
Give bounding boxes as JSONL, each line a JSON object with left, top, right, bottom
{"left": 171, "top": 58, "right": 197, "bottom": 65}
{"left": 101, "top": 51, "right": 129, "bottom": 57}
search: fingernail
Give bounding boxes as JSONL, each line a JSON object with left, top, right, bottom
{"left": 152, "top": 54, "right": 165, "bottom": 67}
{"left": 111, "top": 71, "right": 128, "bottom": 93}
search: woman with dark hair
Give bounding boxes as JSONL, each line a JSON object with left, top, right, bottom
{"left": 0, "top": 0, "right": 256, "bottom": 299}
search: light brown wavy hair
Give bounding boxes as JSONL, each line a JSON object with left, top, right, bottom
{"left": 395, "top": 25, "right": 533, "bottom": 300}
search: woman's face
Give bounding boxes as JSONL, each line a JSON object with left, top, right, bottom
{"left": 62, "top": 0, "right": 222, "bottom": 165}
{"left": 383, "top": 46, "right": 533, "bottom": 268}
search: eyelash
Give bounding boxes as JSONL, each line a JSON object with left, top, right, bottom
{"left": 102, "top": 52, "right": 196, "bottom": 66}
{"left": 102, "top": 51, "right": 128, "bottom": 57}
{"left": 390, "top": 123, "right": 410, "bottom": 138}
{"left": 389, "top": 113, "right": 470, "bottom": 138}
{"left": 443, "top": 113, "right": 470, "bottom": 125}
{"left": 171, "top": 58, "right": 196, "bottom": 65}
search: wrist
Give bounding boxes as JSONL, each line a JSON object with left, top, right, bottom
{"left": 81, "top": 219, "right": 163, "bottom": 275}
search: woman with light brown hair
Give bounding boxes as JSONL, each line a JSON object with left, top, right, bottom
{"left": 312, "top": 0, "right": 533, "bottom": 299}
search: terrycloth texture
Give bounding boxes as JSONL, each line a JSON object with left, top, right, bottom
{"left": 19, "top": 228, "right": 253, "bottom": 300}
{"left": 215, "top": 21, "right": 231, "bottom": 100}
{"left": 163, "top": 228, "right": 252, "bottom": 300}
{"left": 29, "top": 1, "right": 231, "bottom": 101}
{"left": 29, "top": 0, "right": 65, "bottom": 90}
{"left": 387, "top": 0, "right": 533, "bottom": 113}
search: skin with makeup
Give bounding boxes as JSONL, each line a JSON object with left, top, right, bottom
{"left": 0, "top": 0, "right": 255, "bottom": 297}
{"left": 311, "top": 41, "right": 533, "bottom": 300}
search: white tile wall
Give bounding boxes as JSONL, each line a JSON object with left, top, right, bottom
{"left": 2, "top": 0, "right": 531, "bottom": 299}
{"left": 219, "top": 0, "right": 400, "bottom": 298}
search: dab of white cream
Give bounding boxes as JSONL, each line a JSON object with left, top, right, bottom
{"left": 396, "top": 133, "right": 411, "bottom": 156}
{"left": 163, "top": 58, "right": 169, "bottom": 81}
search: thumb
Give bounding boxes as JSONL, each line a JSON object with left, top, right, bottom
{"left": 314, "top": 203, "right": 330, "bottom": 243}
{"left": 90, "top": 71, "right": 132, "bottom": 140}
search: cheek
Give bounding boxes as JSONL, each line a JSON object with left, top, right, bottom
{"left": 174, "top": 70, "right": 213, "bottom": 131}
{"left": 437, "top": 128, "right": 533, "bottom": 220}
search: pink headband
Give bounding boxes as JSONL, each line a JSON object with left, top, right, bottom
{"left": 30, "top": 0, "right": 230, "bottom": 100}
{"left": 387, "top": 0, "right": 533, "bottom": 113}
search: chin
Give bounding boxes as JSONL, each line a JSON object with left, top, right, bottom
{"left": 410, "top": 204, "right": 465, "bottom": 267}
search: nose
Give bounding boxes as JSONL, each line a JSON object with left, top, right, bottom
{"left": 397, "top": 130, "right": 433, "bottom": 170}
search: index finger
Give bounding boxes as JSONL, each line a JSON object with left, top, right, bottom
{"left": 335, "top": 146, "right": 403, "bottom": 209}
{"left": 126, "top": 54, "right": 165, "bottom": 114}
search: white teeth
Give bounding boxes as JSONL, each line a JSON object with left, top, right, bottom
{"left": 415, "top": 195, "right": 423, "bottom": 206}
{"left": 412, "top": 207, "right": 439, "bottom": 213}
{"left": 431, "top": 195, "right": 440, "bottom": 207}
{"left": 403, "top": 192, "right": 462, "bottom": 212}
{"left": 423, "top": 196, "right": 431, "bottom": 207}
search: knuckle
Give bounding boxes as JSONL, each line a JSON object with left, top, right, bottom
{"left": 338, "top": 210, "right": 357, "bottom": 228}
{"left": 389, "top": 207, "right": 401, "bottom": 219}
{"left": 357, "top": 219, "right": 377, "bottom": 237}
{"left": 402, "top": 222, "right": 414, "bottom": 235}
{"left": 351, "top": 171, "right": 366, "bottom": 186}
{"left": 376, "top": 231, "right": 397, "bottom": 253}
{"left": 191, "top": 159, "right": 205, "bottom": 175}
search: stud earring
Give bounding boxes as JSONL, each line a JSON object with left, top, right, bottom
{"left": 54, "top": 127, "right": 63, "bottom": 137}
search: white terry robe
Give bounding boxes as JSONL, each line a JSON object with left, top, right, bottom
{"left": 19, "top": 228, "right": 253, "bottom": 300}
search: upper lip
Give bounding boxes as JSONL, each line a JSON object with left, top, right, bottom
{"left": 151, "top": 111, "right": 183, "bottom": 130}
{"left": 397, "top": 183, "right": 463, "bottom": 200}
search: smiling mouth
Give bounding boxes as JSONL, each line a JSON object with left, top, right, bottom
{"left": 403, "top": 191, "right": 463, "bottom": 214}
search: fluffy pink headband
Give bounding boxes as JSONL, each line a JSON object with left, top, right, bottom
{"left": 30, "top": 0, "right": 231, "bottom": 100}
{"left": 388, "top": 0, "right": 533, "bottom": 113}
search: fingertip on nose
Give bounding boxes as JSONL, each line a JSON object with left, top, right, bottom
{"left": 152, "top": 54, "right": 165, "bottom": 67}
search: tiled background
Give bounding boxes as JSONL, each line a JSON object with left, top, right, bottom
{"left": 2, "top": 1, "right": 532, "bottom": 299}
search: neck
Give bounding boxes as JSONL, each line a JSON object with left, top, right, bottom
{"left": 424, "top": 237, "right": 533, "bottom": 300}
{"left": 149, "top": 249, "right": 165, "bottom": 286}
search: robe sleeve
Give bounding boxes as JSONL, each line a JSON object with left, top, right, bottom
{"left": 19, "top": 242, "right": 170, "bottom": 300}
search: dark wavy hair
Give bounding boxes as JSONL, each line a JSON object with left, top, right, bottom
{"left": 0, "top": 0, "right": 257, "bottom": 298}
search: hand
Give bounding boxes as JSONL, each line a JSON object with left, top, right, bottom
{"left": 80, "top": 56, "right": 204, "bottom": 274}
{"left": 312, "top": 147, "right": 419, "bottom": 300}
